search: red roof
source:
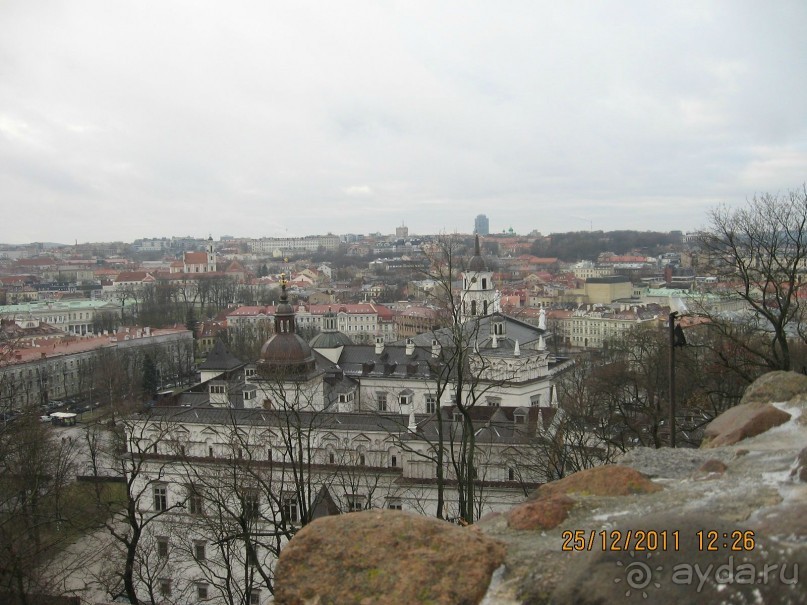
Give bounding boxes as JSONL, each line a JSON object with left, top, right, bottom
{"left": 114, "top": 271, "right": 155, "bottom": 283}
{"left": 184, "top": 252, "right": 208, "bottom": 264}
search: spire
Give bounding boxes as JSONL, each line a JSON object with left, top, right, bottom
{"left": 474, "top": 233, "right": 481, "bottom": 256}
{"left": 274, "top": 274, "right": 295, "bottom": 335}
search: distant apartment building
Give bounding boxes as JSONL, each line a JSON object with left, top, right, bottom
{"left": 227, "top": 302, "right": 397, "bottom": 343}
{"left": 474, "top": 214, "right": 490, "bottom": 235}
{"left": 571, "top": 261, "right": 613, "bottom": 280}
{"left": 395, "top": 224, "right": 409, "bottom": 238}
{"left": 0, "top": 300, "right": 122, "bottom": 335}
{"left": 132, "top": 237, "right": 174, "bottom": 252}
{"left": 553, "top": 308, "right": 659, "bottom": 349}
{"left": 394, "top": 305, "right": 442, "bottom": 339}
{"left": 0, "top": 326, "right": 193, "bottom": 409}
{"left": 248, "top": 235, "right": 340, "bottom": 255}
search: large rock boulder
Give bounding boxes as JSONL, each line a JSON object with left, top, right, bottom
{"left": 739, "top": 370, "right": 807, "bottom": 405}
{"left": 507, "top": 494, "right": 575, "bottom": 530}
{"left": 535, "top": 465, "right": 661, "bottom": 498}
{"left": 273, "top": 509, "right": 506, "bottom": 605}
{"left": 702, "top": 402, "right": 791, "bottom": 448}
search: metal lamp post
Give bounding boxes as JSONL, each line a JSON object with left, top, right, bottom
{"left": 668, "top": 311, "right": 687, "bottom": 448}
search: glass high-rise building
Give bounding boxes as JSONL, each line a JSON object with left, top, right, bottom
{"left": 474, "top": 214, "right": 489, "bottom": 235}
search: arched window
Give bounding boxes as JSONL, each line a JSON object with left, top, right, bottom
{"left": 471, "top": 300, "right": 477, "bottom": 316}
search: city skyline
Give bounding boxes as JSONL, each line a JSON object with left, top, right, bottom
{"left": 1, "top": 2, "right": 805, "bottom": 244}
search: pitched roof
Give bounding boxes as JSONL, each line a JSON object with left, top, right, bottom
{"left": 184, "top": 251, "right": 208, "bottom": 264}
{"left": 198, "top": 339, "right": 245, "bottom": 371}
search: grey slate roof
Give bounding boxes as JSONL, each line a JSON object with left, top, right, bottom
{"left": 143, "top": 403, "right": 555, "bottom": 446}
{"left": 336, "top": 344, "right": 435, "bottom": 380}
{"left": 198, "top": 339, "right": 245, "bottom": 371}
{"left": 400, "top": 312, "right": 547, "bottom": 350}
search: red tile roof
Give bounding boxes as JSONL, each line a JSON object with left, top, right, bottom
{"left": 184, "top": 252, "right": 208, "bottom": 264}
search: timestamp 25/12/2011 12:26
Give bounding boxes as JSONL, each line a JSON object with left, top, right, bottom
{"left": 561, "top": 529, "right": 757, "bottom": 553}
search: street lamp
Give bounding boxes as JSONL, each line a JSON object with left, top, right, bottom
{"left": 668, "top": 311, "right": 688, "bottom": 448}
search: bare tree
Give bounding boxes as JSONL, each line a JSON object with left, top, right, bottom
{"left": 414, "top": 234, "right": 521, "bottom": 523}
{"left": 0, "top": 413, "right": 78, "bottom": 602}
{"left": 700, "top": 187, "right": 807, "bottom": 372}
{"left": 90, "top": 411, "right": 187, "bottom": 605}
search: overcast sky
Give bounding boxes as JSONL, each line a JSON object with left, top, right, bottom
{"left": 1, "top": 1, "right": 805, "bottom": 245}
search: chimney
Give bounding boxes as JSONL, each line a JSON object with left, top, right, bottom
{"left": 405, "top": 338, "right": 415, "bottom": 356}
{"left": 375, "top": 336, "right": 384, "bottom": 355}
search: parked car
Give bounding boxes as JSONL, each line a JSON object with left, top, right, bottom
{"left": 40, "top": 415, "right": 52, "bottom": 423}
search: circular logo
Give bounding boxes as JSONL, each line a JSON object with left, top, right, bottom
{"left": 614, "top": 552, "right": 662, "bottom": 598}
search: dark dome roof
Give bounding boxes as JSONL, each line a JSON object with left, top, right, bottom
{"left": 468, "top": 234, "right": 488, "bottom": 272}
{"left": 258, "top": 333, "right": 316, "bottom": 375}
{"left": 257, "top": 280, "right": 317, "bottom": 378}
{"left": 310, "top": 330, "right": 353, "bottom": 348}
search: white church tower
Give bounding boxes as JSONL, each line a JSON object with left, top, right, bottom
{"left": 206, "top": 236, "right": 217, "bottom": 272}
{"left": 461, "top": 234, "right": 497, "bottom": 323}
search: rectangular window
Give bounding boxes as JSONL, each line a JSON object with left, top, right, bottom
{"left": 347, "top": 494, "right": 365, "bottom": 512}
{"left": 249, "top": 591, "right": 261, "bottom": 605}
{"left": 486, "top": 396, "right": 501, "bottom": 407}
{"left": 243, "top": 489, "right": 260, "bottom": 519}
{"left": 283, "top": 496, "right": 299, "bottom": 523}
{"left": 188, "top": 486, "right": 203, "bottom": 515}
{"left": 386, "top": 498, "right": 402, "bottom": 511}
{"left": 376, "top": 392, "right": 387, "bottom": 412}
{"left": 159, "top": 579, "right": 172, "bottom": 597}
{"left": 157, "top": 537, "right": 169, "bottom": 559}
{"left": 196, "top": 582, "right": 209, "bottom": 601}
{"left": 425, "top": 395, "right": 437, "bottom": 415}
{"left": 194, "top": 541, "right": 206, "bottom": 561}
{"left": 247, "top": 543, "right": 259, "bottom": 567}
{"left": 153, "top": 485, "right": 167, "bottom": 512}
